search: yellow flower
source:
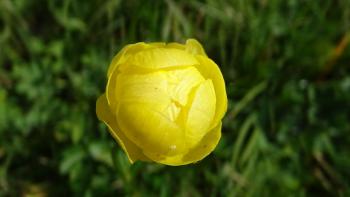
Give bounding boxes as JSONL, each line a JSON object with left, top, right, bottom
{"left": 96, "top": 39, "right": 227, "bottom": 166}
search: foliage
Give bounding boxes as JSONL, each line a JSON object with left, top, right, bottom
{"left": 0, "top": 0, "right": 349, "bottom": 196}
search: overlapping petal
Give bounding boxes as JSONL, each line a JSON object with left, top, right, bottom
{"left": 143, "top": 122, "right": 222, "bottom": 166}
{"left": 117, "top": 103, "right": 187, "bottom": 156}
{"left": 185, "top": 79, "right": 216, "bottom": 148}
{"left": 185, "top": 39, "right": 207, "bottom": 57}
{"left": 96, "top": 94, "right": 149, "bottom": 163}
{"left": 123, "top": 48, "right": 199, "bottom": 70}
{"left": 107, "top": 42, "right": 153, "bottom": 77}
{"left": 195, "top": 55, "right": 228, "bottom": 129}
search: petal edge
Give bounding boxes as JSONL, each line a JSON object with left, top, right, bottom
{"left": 96, "top": 94, "right": 150, "bottom": 163}
{"left": 195, "top": 56, "right": 228, "bottom": 129}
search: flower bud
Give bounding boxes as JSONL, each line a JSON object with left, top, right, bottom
{"left": 96, "top": 39, "right": 227, "bottom": 166}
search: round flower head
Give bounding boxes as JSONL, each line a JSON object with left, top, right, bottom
{"left": 96, "top": 39, "right": 227, "bottom": 166}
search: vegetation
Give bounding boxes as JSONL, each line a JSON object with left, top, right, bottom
{"left": 1, "top": 0, "right": 349, "bottom": 196}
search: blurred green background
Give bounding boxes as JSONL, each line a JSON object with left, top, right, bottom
{"left": 1, "top": 0, "right": 350, "bottom": 196}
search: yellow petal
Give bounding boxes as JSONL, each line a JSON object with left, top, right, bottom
{"left": 115, "top": 71, "right": 170, "bottom": 108}
{"left": 185, "top": 79, "right": 216, "bottom": 148}
{"left": 165, "top": 67, "right": 205, "bottom": 106}
{"left": 106, "top": 65, "right": 119, "bottom": 113}
{"left": 123, "top": 48, "right": 199, "bottom": 70}
{"left": 166, "top": 42, "right": 186, "bottom": 50}
{"left": 195, "top": 56, "right": 227, "bottom": 128}
{"left": 185, "top": 39, "right": 207, "bottom": 57}
{"left": 149, "top": 42, "right": 166, "bottom": 47}
{"left": 117, "top": 103, "right": 187, "bottom": 156}
{"left": 182, "top": 122, "right": 222, "bottom": 163}
{"left": 107, "top": 42, "right": 159, "bottom": 110}
{"left": 107, "top": 42, "right": 156, "bottom": 77}
{"left": 96, "top": 94, "right": 149, "bottom": 163}
{"left": 145, "top": 122, "right": 222, "bottom": 166}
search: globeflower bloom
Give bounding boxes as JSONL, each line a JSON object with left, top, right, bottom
{"left": 96, "top": 39, "right": 227, "bottom": 166}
